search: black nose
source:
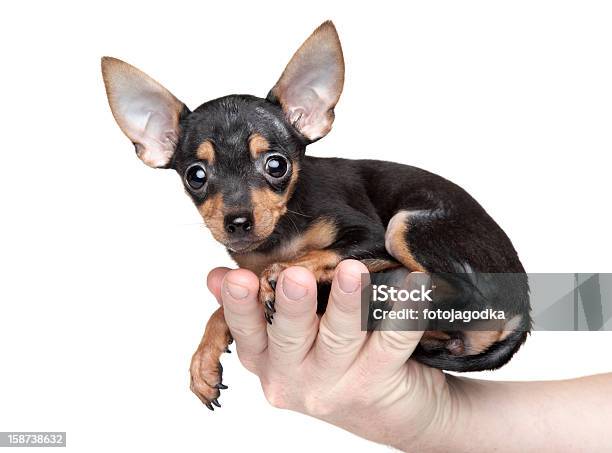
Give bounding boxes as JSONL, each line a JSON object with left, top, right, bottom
{"left": 224, "top": 213, "right": 254, "bottom": 235}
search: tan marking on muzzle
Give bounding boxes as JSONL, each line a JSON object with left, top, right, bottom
{"left": 248, "top": 133, "right": 269, "bottom": 159}
{"left": 251, "top": 188, "right": 287, "bottom": 239}
{"left": 232, "top": 217, "right": 337, "bottom": 275}
{"left": 249, "top": 162, "right": 300, "bottom": 242}
{"left": 196, "top": 140, "right": 215, "bottom": 163}
{"left": 197, "top": 193, "right": 227, "bottom": 243}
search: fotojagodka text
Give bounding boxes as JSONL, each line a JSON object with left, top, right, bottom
{"left": 371, "top": 284, "right": 507, "bottom": 323}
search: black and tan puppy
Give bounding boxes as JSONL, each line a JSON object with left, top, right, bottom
{"left": 102, "top": 21, "right": 530, "bottom": 410}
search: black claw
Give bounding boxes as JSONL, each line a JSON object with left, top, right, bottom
{"left": 211, "top": 398, "right": 221, "bottom": 408}
{"left": 225, "top": 347, "right": 232, "bottom": 353}
{"left": 265, "top": 299, "right": 276, "bottom": 314}
{"left": 214, "top": 383, "right": 228, "bottom": 390}
{"left": 269, "top": 279, "right": 277, "bottom": 290}
{"left": 205, "top": 402, "right": 214, "bottom": 411}
{"left": 265, "top": 312, "right": 273, "bottom": 325}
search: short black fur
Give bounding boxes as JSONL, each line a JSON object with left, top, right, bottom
{"left": 169, "top": 94, "right": 531, "bottom": 372}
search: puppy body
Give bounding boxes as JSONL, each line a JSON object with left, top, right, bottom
{"left": 102, "top": 22, "right": 530, "bottom": 409}
{"left": 235, "top": 155, "right": 530, "bottom": 367}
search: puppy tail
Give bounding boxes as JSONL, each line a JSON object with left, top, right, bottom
{"left": 411, "top": 326, "right": 530, "bottom": 372}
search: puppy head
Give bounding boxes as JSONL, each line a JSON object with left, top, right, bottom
{"left": 101, "top": 21, "right": 344, "bottom": 253}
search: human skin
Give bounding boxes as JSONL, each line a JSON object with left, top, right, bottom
{"left": 206, "top": 260, "right": 612, "bottom": 452}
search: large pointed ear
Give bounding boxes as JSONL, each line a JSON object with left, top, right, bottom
{"left": 101, "top": 57, "right": 186, "bottom": 168}
{"left": 268, "top": 21, "right": 345, "bottom": 142}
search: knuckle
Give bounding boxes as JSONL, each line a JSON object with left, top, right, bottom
{"left": 237, "top": 355, "right": 258, "bottom": 373}
{"left": 268, "top": 330, "right": 311, "bottom": 353}
{"left": 317, "top": 320, "right": 359, "bottom": 354}
{"left": 261, "top": 382, "right": 290, "bottom": 410}
{"left": 378, "top": 330, "right": 421, "bottom": 353}
{"left": 330, "top": 290, "right": 361, "bottom": 315}
{"left": 303, "top": 394, "right": 334, "bottom": 418}
{"left": 228, "top": 325, "right": 257, "bottom": 339}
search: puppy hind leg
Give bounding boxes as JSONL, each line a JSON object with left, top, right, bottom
{"left": 384, "top": 210, "right": 469, "bottom": 357}
{"left": 384, "top": 210, "right": 427, "bottom": 273}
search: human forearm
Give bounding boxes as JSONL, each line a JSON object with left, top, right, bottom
{"left": 442, "top": 373, "right": 612, "bottom": 453}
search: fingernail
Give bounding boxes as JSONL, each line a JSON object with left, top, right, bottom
{"left": 226, "top": 280, "right": 249, "bottom": 299}
{"left": 338, "top": 269, "right": 360, "bottom": 294}
{"left": 281, "top": 275, "right": 308, "bottom": 300}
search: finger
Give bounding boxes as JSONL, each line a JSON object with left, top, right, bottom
{"left": 267, "top": 266, "right": 319, "bottom": 370}
{"left": 221, "top": 269, "right": 268, "bottom": 367}
{"left": 312, "top": 260, "right": 368, "bottom": 376}
{"left": 356, "top": 272, "right": 428, "bottom": 377}
{"left": 206, "top": 267, "right": 231, "bottom": 304}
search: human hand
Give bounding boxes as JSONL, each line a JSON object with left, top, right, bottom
{"left": 206, "top": 260, "right": 458, "bottom": 451}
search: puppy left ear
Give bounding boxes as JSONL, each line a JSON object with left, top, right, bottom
{"left": 101, "top": 57, "right": 186, "bottom": 168}
{"left": 268, "top": 21, "right": 345, "bottom": 142}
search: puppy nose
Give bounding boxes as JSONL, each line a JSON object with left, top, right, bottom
{"left": 224, "top": 213, "right": 254, "bottom": 235}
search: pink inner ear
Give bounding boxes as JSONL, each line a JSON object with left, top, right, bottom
{"left": 102, "top": 57, "right": 184, "bottom": 168}
{"left": 271, "top": 21, "right": 344, "bottom": 141}
{"left": 285, "top": 80, "right": 336, "bottom": 140}
{"left": 119, "top": 95, "right": 179, "bottom": 168}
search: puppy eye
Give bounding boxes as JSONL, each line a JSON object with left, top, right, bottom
{"left": 185, "top": 163, "right": 207, "bottom": 191}
{"left": 265, "top": 155, "right": 288, "bottom": 179}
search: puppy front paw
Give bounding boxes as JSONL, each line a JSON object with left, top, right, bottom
{"left": 259, "top": 263, "right": 288, "bottom": 324}
{"left": 189, "top": 325, "right": 232, "bottom": 411}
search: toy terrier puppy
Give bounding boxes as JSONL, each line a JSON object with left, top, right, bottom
{"left": 102, "top": 21, "right": 531, "bottom": 410}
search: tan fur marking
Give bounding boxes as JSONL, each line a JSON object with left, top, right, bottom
{"left": 249, "top": 163, "right": 300, "bottom": 246}
{"left": 290, "top": 249, "right": 342, "bottom": 282}
{"left": 256, "top": 249, "right": 342, "bottom": 307}
{"left": 385, "top": 211, "right": 427, "bottom": 272}
{"left": 423, "top": 330, "right": 452, "bottom": 341}
{"left": 419, "top": 316, "right": 523, "bottom": 356}
{"left": 361, "top": 258, "right": 402, "bottom": 273}
{"left": 463, "top": 331, "right": 504, "bottom": 355}
{"left": 248, "top": 134, "right": 269, "bottom": 159}
{"left": 233, "top": 218, "right": 337, "bottom": 275}
{"left": 197, "top": 193, "right": 227, "bottom": 244}
{"left": 251, "top": 188, "right": 288, "bottom": 241}
{"left": 196, "top": 140, "right": 215, "bottom": 163}
{"left": 499, "top": 315, "right": 523, "bottom": 341}
{"left": 462, "top": 315, "right": 524, "bottom": 354}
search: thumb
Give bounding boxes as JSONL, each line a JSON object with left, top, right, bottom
{"left": 359, "top": 272, "right": 429, "bottom": 376}
{"left": 207, "top": 267, "right": 231, "bottom": 304}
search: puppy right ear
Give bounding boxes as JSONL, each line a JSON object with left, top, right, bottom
{"left": 101, "top": 57, "right": 186, "bottom": 168}
{"left": 268, "top": 21, "right": 344, "bottom": 143}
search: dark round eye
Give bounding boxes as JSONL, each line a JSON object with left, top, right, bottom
{"left": 265, "top": 155, "right": 288, "bottom": 178}
{"left": 185, "top": 163, "right": 207, "bottom": 191}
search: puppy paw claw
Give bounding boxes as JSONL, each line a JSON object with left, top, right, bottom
{"left": 264, "top": 299, "right": 276, "bottom": 314}
{"left": 260, "top": 264, "right": 288, "bottom": 324}
{"left": 190, "top": 347, "right": 231, "bottom": 410}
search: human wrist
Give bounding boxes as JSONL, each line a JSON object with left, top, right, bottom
{"left": 388, "top": 371, "right": 468, "bottom": 453}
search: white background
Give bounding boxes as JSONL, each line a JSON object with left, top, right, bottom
{"left": 1, "top": 1, "right": 611, "bottom": 451}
